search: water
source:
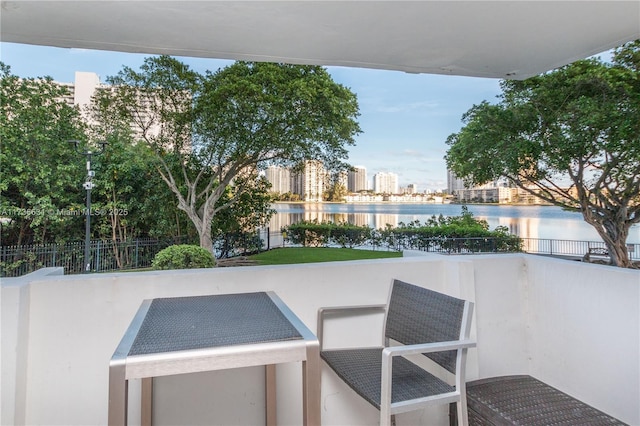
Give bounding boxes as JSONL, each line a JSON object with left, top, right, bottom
{"left": 270, "top": 203, "right": 640, "bottom": 243}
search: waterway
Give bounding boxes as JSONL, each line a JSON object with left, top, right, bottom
{"left": 269, "top": 203, "right": 640, "bottom": 243}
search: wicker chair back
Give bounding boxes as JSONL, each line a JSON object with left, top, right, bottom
{"left": 385, "top": 279, "right": 466, "bottom": 373}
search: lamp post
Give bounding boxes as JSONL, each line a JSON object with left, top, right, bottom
{"left": 69, "top": 140, "right": 107, "bottom": 273}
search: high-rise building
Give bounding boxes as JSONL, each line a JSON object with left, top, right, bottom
{"left": 265, "top": 166, "right": 291, "bottom": 194}
{"left": 447, "top": 170, "right": 466, "bottom": 195}
{"left": 373, "top": 172, "right": 398, "bottom": 194}
{"left": 56, "top": 71, "right": 105, "bottom": 111}
{"left": 447, "top": 168, "right": 521, "bottom": 203}
{"left": 55, "top": 71, "right": 178, "bottom": 143}
{"left": 404, "top": 184, "right": 418, "bottom": 194}
{"left": 291, "top": 160, "right": 326, "bottom": 202}
{"left": 348, "top": 166, "right": 367, "bottom": 192}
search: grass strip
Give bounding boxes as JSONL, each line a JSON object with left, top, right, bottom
{"left": 248, "top": 247, "right": 402, "bottom": 265}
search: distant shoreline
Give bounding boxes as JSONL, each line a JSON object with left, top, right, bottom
{"left": 270, "top": 202, "right": 638, "bottom": 242}
{"left": 272, "top": 201, "right": 555, "bottom": 207}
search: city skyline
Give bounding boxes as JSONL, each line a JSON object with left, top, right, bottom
{"left": 267, "top": 164, "right": 421, "bottom": 200}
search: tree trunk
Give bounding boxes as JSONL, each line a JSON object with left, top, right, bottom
{"left": 585, "top": 216, "right": 633, "bottom": 268}
{"left": 606, "top": 240, "right": 633, "bottom": 268}
{"left": 179, "top": 203, "right": 217, "bottom": 266}
{"left": 199, "top": 230, "right": 214, "bottom": 259}
{"left": 159, "top": 166, "right": 221, "bottom": 266}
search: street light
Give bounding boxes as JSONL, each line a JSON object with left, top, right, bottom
{"left": 69, "top": 140, "right": 108, "bottom": 273}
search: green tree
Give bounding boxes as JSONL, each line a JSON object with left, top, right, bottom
{"left": 91, "top": 136, "right": 164, "bottom": 238}
{"left": 95, "top": 57, "right": 361, "bottom": 261}
{"left": 86, "top": 99, "right": 198, "bottom": 243}
{"left": 324, "top": 173, "right": 348, "bottom": 202}
{"left": 0, "top": 63, "right": 87, "bottom": 245}
{"left": 212, "top": 174, "right": 275, "bottom": 258}
{"left": 445, "top": 41, "right": 640, "bottom": 268}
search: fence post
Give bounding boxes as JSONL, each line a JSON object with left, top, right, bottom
{"left": 95, "top": 240, "right": 101, "bottom": 273}
{"left": 135, "top": 239, "right": 139, "bottom": 269}
{"left": 266, "top": 227, "right": 270, "bottom": 251}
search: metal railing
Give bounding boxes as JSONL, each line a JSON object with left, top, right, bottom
{"left": 266, "top": 227, "right": 639, "bottom": 260}
{"left": 2, "top": 233, "right": 637, "bottom": 277}
{"left": 1, "top": 237, "right": 191, "bottom": 277}
{"left": 521, "top": 238, "right": 639, "bottom": 261}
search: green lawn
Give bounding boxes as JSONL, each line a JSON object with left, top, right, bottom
{"left": 248, "top": 247, "right": 402, "bottom": 265}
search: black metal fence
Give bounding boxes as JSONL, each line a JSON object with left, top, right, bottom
{"left": 389, "top": 236, "right": 638, "bottom": 260}
{"left": 2, "top": 233, "right": 637, "bottom": 277}
{"left": 521, "top": 238, "right": 639, "bottom": 261}
{"left": 1, "top": 237, "right": 191, "bottom": 277}
{"left": 382, "top": 236, "right": 521, "bottom": 254}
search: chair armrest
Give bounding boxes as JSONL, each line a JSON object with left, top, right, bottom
{"left": 317, "top": 304, "right": 387, "bottom": 350}
{"left": 382, "top": 339, "right": 476, "bottom": 358}
{"left": 379, "top": 340, "right": 476, "bottom": 412}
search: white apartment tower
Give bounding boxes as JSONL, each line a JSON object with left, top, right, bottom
{"left": 56, "top": 71, "right": 104, "bottom": 110}
{"left": 447, "top": 169, "right": 466, "bottom": 195}
{"left": 55, "top": 71, "right": 168, "bottom": 143}
{"left": 56, "top": 72, "right": 107, "bottom": 125}
{"left": 265, "top": 166, "right": 291, "bottom": 194}
{"left": 373, "top": 172, "right": 398, "bottom": 194}
{"left": 291, "top": 160, "right": 326, "bottom": 202}
{"left": 348, "top": 166, "right": 367, "bottom": 192}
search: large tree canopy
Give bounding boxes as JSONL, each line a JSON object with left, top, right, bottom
{"left": 0, "top": 63, "right": 86, "bottom": 245}
{"left": 0, "top": 61, "right": 199, "bottom": 248}
{"left": 445, "top": 41, "right": 640, "bottom": 268}
{"left": 95, "top": 57, "right": 361, "bottom": 259}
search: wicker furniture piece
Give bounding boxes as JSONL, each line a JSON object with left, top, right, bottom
{"left": 318, "top": 279, "right": 475, "bottom": 426}
{"left": 109, "top": 292, "right": 320, "bottom": 426}
{"left": 449, "top": 375, "right": 627, "bottom": 425}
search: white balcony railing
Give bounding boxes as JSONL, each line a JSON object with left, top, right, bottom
{"left": 2, "top": 253, "right": 638, "bottom": 425}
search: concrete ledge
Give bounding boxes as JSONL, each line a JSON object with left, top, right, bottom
{"left": 1, "top": 267, "right": 65, "bottom": 288}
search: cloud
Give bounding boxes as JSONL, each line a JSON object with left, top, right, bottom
{"left": 385, "top": 149, "right": 443, "bottom": 162}
{"left": 359, "top": 95, "right": 439, "bottom": 114}
{"left": 376, "top": 100, "right": 439, "bottom": 113}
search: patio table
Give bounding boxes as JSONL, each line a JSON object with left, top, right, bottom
{"left": 108, "top": 292, "right": 320, "bottom": 426}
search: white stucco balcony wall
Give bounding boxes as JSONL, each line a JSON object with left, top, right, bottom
{"left": 2, "top": 254, "right": 638, "bottom": 425}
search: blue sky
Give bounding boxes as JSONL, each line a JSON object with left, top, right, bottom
{"left": 1, "top": 42, "right": 503, "bottom": 191}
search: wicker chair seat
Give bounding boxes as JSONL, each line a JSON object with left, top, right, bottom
{"left": 450, "top": 375, "right": 627, "bottom": 426}
{"left": 321, "top": 347, "right": 455, "bottom": 409}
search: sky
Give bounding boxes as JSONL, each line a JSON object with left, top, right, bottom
{"left": 0, "top": 42, "right": 505, "bottom": 191}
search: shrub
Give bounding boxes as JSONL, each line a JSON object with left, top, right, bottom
{"left": 214, "top": 231, "right": 263, "bottom": 259}
{"left": 284, "top": 220, "right": 332, "bottom": 247}
{"left": 283, "top": 220, "right": 373, "bottom": 248}
{"left": 280, "top": 207, "right": 523, "bottom": 253}
{"left": 331, "top": 223, "right": 373, "bottom": 248}
{"left": 152, "top": 244, "right": 215, "bottom": 270}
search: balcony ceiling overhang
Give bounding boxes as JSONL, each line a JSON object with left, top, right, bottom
{"left": 1, "top": 1, "right": 639, "bottom": 80}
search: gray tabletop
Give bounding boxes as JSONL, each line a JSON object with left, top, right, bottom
{"left": 128, "top": 292, "right": 303, "bottom": 356}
